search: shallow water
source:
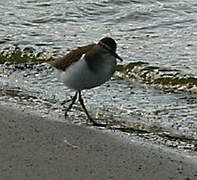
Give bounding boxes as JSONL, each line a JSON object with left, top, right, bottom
{"left": 0, "top": 0, "right": 197, "bottom": 155}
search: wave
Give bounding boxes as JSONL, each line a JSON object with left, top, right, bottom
{"left": 116, "top": 62, "right": 197, "bottom": 92}
{"left": 0, "top": 46, "right": 196, "bottom": 92}
{"left": 0, "top": 45, "right": 54, "bottom": 64}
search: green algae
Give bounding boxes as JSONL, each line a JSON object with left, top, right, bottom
{"left": 0, "top": 46, "right": 54, "bottom": 64}
{"left": 0, "top": 53, "right": 39, "bottom": 64}
{"left": 116, "top": 62, "right": 197, "bottom": 91}
{"left": 116, "top": 61, "right": 148, "bottom": 72}
{"left": 154, "top": 77, "right": 197, "bottom": 86}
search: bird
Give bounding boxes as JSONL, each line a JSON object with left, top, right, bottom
{"left": 47, "top": 37, "right": 123, "bottom": 126}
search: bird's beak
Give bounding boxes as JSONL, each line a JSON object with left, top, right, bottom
{"left": 113, "top": 52, "right": 123, "bottom": 62}
{"left": 99, "top": 41, "right": 123, "bottom": 62}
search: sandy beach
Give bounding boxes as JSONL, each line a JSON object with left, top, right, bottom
{"left": 0, "top": 104, "right": 196, "bottom": 180}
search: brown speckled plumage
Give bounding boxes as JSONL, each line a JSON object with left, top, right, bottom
{"left": 47, "top": 44, "right": 95, "bottom": 71}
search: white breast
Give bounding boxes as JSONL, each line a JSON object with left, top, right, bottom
{"left": 54, "top": 55, "right": 116, "bottom": 90}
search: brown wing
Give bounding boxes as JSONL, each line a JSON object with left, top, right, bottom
{"left": 47, "top": 43, "right": 96, "bottom": 71}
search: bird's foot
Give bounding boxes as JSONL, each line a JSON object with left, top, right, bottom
{"left": 87, "top": 116, "right": 108, "bottom": 127}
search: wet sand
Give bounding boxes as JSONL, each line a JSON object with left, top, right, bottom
{"left": 0, "top": 104, "right": 197, "bottom": 180}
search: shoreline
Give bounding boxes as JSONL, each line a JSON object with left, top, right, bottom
{"left": 0, "top": 104, "right": 197, "bottom": 180}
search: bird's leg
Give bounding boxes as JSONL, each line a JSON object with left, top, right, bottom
{"left": 78, "top": 91, "right": 92, "bottom": 121}
{"left": 65, "top": 91, "right": 78, "bottom": 118}
{"left": 78, "top": 91, "right": 102, "bottom": 126}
